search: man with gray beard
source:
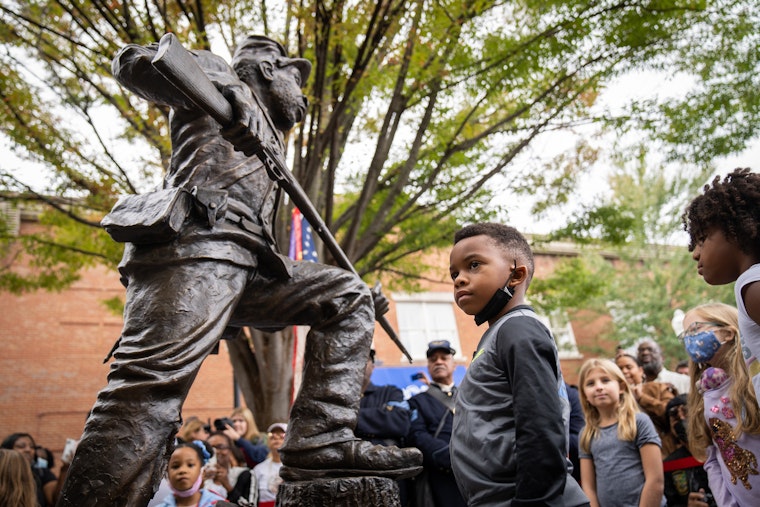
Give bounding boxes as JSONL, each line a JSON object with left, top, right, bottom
{"left": 637, "top": 339, "right": 691, "bottom": 394}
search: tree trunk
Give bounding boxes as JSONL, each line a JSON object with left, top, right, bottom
{"left": 226, "top": 327, "right": 295, "bottom": 430}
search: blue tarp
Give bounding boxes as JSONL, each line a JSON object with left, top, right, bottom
{"left": 370, "top": 366, "right": 467, "bottom": 400}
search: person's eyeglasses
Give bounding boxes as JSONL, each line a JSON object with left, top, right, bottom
{"left": 211, "top": 444, "right": 229, "bottom": 451}
{"left": 267, "top": 432, "right": 286, "bottom": 439}
{"left": 677, "top": 321, "right": 723, "bottom": 341}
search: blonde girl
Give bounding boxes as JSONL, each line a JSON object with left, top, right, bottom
{"left": 681, "top": 303, "right": 760, "bottom": 506}
{"left": 230, "top": 407, "right": 264, "bottom": 444}
{"left": 225, "top": 407, "right": 268, "bottom": 467}
{"left": 179, "top": 417, "right": 210, "bottom": 443}
{"left": 579, "top": 358, "right": 665, "bottom": 507}
{"left": 0, "top": 448, "right": 36, "bottom": 507}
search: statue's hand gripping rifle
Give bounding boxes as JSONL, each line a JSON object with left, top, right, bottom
{"left": 150, "top": 33, "right": 412, "bottom": 363}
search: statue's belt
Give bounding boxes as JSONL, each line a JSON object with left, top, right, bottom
{"left": 222, "top": 199, "right": 292, "bottom": 279}
{"left": 102, "top": 186, "right": 279, "bottom": 253}
{"left": 225, "top": 210, "right": 267, "bottom": 241}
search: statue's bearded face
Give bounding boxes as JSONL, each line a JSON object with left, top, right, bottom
{"left": 267, "top": 64, "right": 308, "bottom": 131}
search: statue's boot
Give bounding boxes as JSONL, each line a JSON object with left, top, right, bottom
{"left": 279, "top": 439, "right": 423, "bottom": 480}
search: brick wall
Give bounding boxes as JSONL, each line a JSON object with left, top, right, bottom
{"left": 0, "top": 263, "right": 236, "bottom": 475}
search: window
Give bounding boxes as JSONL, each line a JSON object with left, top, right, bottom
{"left": 393, "top": 292, "right": 460, "bottom": 361}
{"left": 0, "top": 202, "right": 20, "bottom": 236}
{"left": 536, "top": 310, "right": 582, "bottom": 359}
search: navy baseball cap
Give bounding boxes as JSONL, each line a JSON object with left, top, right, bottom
{"left": 426, "top": 340, "right": 456, "bottom": 358}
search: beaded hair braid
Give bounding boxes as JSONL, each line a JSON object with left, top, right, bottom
{"left": 683, "top": 168, "right": 760, "bottom": 258}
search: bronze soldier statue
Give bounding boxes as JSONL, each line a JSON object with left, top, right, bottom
{"left": 57, "top": 35, "right": 421, "bottom": 507}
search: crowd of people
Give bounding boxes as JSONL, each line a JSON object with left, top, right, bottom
{"left": 391, "top": 201, "right": 760, "bottom": 507}
{"left": 362, "top": 196, "right": 760, "bottom": 507}
{"left": 569, "top": 299, "right": 759, "bottom": 507}
{"left": 0, "top": 432, "right": 76, "bottom": 507}
{"left": 143, "top": 408, "right": 284, "bottom": 507}
{"left": 0, "top": 408, "right": 282, "bottom": 507}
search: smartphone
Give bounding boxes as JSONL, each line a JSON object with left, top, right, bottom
{"left": 213, "top": 417, "right": 234, "bottom": 431}
{"left": 61, "top": 438, "right": 78, "bottom": 464}
{"left": 411, "top": 373, "right": 425, "bottom": 381}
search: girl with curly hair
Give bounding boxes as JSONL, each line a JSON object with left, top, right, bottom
{"left": 683, "top": 167, "right": 760, "bottom": 402}
{"left": 154, "top": 441, "right": 225, "bottom": 507}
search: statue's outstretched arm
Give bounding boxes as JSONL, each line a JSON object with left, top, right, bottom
{"left": 112, "top": 42, "right": 241, "bottom": 112}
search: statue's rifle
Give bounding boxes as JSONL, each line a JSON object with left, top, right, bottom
{"left": 150, "top": 33, "right": 412, "bottom": 363}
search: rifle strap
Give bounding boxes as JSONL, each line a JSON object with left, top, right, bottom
{"left": 433, "top": 409, "right": 450, "bottom": 440}
{"left": 426, "top": 384, "right": 457, "bottom": 411}
{"left": 425, "top": 385, "right": 457, "bottom": 439}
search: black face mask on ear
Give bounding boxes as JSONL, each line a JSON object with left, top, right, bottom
{"left": 673, "top": 420, "right": 688, "bottom": 444}
{"left": 474, "top": 261, "right": 517, "bottom": 326}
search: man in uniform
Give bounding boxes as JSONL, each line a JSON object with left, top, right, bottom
{"left": 407, "top": 340, "right": 466, "bottom": 507}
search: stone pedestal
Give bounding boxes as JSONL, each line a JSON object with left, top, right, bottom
{"left": 276, "top": 476, "right": 401, "bottom": 507}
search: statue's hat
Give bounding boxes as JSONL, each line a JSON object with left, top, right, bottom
{"left": 232, "top": 35, "right": 311, "bottom": 85}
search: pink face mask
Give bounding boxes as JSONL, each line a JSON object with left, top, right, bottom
{"left": 170, "top": 472, "right": 202, "bottom": 498}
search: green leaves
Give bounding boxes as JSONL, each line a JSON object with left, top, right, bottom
{"left": 617, "top": 1, "right": 760, "bottom": 163}
{"left": 0, "top": 0, "right": 755, "bottom": 296}
{"left": 0, "top": 205, "right": 121, "bottom": 293}
{"left": 531, "top": 145, "right": 733, "bottom": 361}
{"left": 530, "top": 253, "right": 614, "bottom": 314}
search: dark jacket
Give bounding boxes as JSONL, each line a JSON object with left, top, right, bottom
{"left": 408, "top": 384, "right": 465, "bottom": 507}
{"left": 235, "top": 437, "right": 268, "bottom": 468}
{"left": 357, "top": 383, "right": 411, "bottom": 447}
{"left": 664, "top": 446, "right": 714, "bottom": 507}
{"left": 450, "top": 306, "right": 588, "bottom": 507}
{"left": 566, "top": 383, "right": 585, "bottom": 483}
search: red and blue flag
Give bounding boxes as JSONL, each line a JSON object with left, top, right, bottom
{"left": 288, "top": 208, "right": 318, "bottom": 262}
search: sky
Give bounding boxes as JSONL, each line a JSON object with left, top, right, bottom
{"left": 501, "top": 69, "right": 760, "bottom": 239}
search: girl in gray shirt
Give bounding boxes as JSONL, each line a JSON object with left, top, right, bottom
{"left": 578, "top": 359, "right": 665, "bottom": 507}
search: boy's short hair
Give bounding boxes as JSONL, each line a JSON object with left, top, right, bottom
{"left": 683, "top": 168, "right": 760, "bottom": 258}
{"left": 454, "top": 223, "right": 534, "bottom": 282}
